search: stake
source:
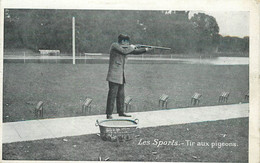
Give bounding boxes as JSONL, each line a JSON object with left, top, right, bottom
{"left": 72, "top": 17, "right": 75, "bottom": 64}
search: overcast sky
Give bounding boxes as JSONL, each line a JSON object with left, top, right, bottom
{"left": 189, "top": 11, "right": 249, "bottom": 38}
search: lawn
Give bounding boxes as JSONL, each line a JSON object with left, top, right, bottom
{"left": 3, "top": 63, "right": 249, "bottom": 122}
{"left": 2, "top": 117, "right": 248, "bottom": 162}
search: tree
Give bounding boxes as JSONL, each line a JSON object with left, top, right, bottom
{"left": 4, "top": 9, "right": 248, "bottom": 56}
{"left": 190, "top": 13, "right": 219, "bottom": 53}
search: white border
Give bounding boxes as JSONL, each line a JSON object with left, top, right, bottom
{"left": 0, "top": 0, "right": 259, "bottom": 163}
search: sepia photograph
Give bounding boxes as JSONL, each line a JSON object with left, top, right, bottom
{"left": 1, "top": 0, "right": 258, "bottom": 162}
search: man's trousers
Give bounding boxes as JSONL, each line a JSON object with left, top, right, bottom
{"left": 106, "top": 81, "right": 125, "bottom": 115}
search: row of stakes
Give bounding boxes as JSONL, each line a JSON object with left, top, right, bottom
{"left": 34, "top": 91, "right": 249, "bottom": 119}
{"left": 160, "top": 91, "right": 249, "bottom": 107}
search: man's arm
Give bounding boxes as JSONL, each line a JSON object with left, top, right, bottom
{"left": 110, "top": 43, "right": 135, "bottom": 55}
{"left": 130, "top": 48, "right": 147, "bottom": 55}
{"left": 130, "top": 46, "right": 154, "bottom": 55}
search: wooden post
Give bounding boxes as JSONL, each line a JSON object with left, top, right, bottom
{"left": 24, "top": 52, "right": 25, "bottom": 63}
{"left": 72, "top": 17, "right": 75, "bottom": 64}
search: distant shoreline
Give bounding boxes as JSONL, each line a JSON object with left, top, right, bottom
{"left": 3, "top": 55, "right": 249, "bottom": 65}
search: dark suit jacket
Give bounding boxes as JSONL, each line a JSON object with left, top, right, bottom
{"left": 106, "top": 42, "right": 146, "bottom": 84}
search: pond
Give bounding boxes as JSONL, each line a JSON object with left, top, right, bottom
{"left": 183, "top": 57, "right": 249, "bottom": 65}
{"left": 3, "top": 56, "right": 249, "bottom": 65}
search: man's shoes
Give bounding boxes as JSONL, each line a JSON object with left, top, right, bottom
{"left": 118, "top": 113, "right": 131, "bottom": 117}
{"left": 107, "top": 115, "right": 113, "bottom": 119}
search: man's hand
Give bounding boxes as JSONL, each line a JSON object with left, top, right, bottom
{"left": 130, "top": 44, "right": 137, "bottom": 49}
{"left": 145, "top": 47, "right": 154, "bottom": 52}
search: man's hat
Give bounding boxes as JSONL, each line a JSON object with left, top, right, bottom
{"left": 118, "top": 34, "right": 130, "bottom": 42}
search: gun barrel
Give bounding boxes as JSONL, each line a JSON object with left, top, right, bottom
{"left": 136, "top": 44, "right": 171, "bottom": 50}
{"left": 152, "top": 46, "right": 171, "bottom": 50}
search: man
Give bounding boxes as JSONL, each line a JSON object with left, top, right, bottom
{"left": 106, "top": 34, "right": 153, "bottom": 119}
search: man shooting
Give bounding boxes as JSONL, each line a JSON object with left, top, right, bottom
{"left": 105, "top": 34, "right": 154, "bottom": 119}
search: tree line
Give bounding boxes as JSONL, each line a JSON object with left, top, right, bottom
{"left": 4, "top": 9, "right": 249, "bottom": 56}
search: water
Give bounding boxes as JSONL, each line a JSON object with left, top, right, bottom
{"left": 3, "top": 56, "right": 249, "bottom": 65}
{"left": 185, "top": 57, "right": 249, "bottom": 65}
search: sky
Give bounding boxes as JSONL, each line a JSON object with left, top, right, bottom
{"left": 189, "top": 11, "right": 249, "bottom": 38}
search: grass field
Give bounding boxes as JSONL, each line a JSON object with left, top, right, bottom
{"left": 3, "top": 63, "right": 249, "bottom": 122}
{"left": 2, "top": 117, "right": 248, "bottom": 162}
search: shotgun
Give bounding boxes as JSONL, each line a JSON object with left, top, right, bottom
{"left": 135, "top": 44, "right": 171, "bottom": 50}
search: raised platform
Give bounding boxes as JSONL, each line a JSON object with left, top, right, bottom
{"left": 3, "top": 103, "right": 249, "bottom": 143}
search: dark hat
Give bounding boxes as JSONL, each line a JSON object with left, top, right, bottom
{"left": 118, "top": 34, "right": 130, "bottom": 42}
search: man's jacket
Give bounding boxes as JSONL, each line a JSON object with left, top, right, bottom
{"left": 106, "top": 42, "right": 146, "bottom": 84}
